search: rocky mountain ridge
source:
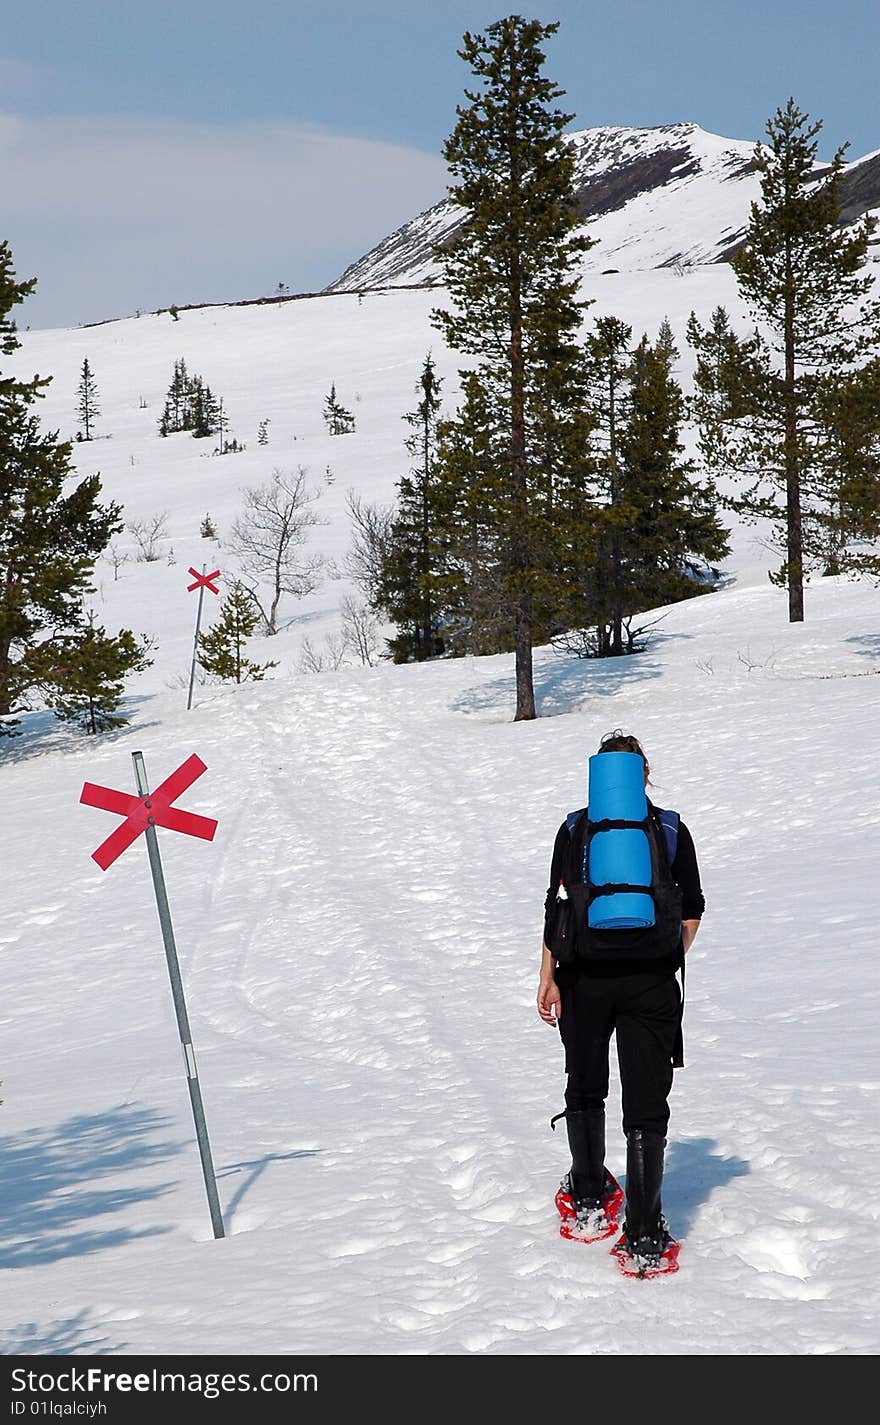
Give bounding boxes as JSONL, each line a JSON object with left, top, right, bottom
{"left": 326, "top": 121, "right": 880, "bottom": 293}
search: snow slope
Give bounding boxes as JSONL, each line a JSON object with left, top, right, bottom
{"left": 5, "top": 261, "right": 771, "bottom": 709}
{"left": 2, "top": 270, "right": 880, "bottom": 1356}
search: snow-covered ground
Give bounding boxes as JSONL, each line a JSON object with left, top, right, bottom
{"left": 2, "top": 273, "right": 879, "bottom": 1355}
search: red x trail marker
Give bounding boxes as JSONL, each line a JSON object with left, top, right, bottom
{"left": 80, "top": 750, "right": 226, "bottom": 1238}
{"left": 187, "top": 567, "right": 221, "bottom": 594}
{"left": 81, "top": 753, "right": 218, "bottom": 870}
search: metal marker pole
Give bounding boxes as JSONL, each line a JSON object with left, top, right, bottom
{"left": 132, "top": 750, "right": 225, "bottom": 1239}
{"left": 187, "top": 566, "right": 207, "bottom": 711}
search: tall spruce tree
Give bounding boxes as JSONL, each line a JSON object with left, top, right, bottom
{"left": 0, "top": 242, "right": 128, "bottom": 733}
{"left": 581, "top": 315, "right": 634, "bottom": 654}
{"left": 690, "top": 100, "right": 880, "bottom": 621}
{"left": 811, "top": 358, "right": 880, "bottom": 578}
{"left": 574, "top": 320, "right": 729, "bottom": 656}
{"left": 375, "top": 354, "right": 445, "bottom": 662}
{"left": 431, "top": 15, "right": 593, "bottom": 719}
{"left": 616, "top": 327, "right": 730, "bottom": 621}
{"left": 76, "top": 357, "right": 100, "bottom": 440}
{"left": 429, "top": 371, "right": 509, "bottom": 655}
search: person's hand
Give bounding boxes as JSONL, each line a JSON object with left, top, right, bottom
{"left": 537, "top": 975, "right": 561, "bottom": 1026}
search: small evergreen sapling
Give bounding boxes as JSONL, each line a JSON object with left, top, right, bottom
{"left": 197, "top": 582, "right": 278, "bottom": 684}
{"left": 76, "top": 357, "right": 100, "bottom": 441}
{"left": 323, "top": 383, "right": 356, "bottom": 435}
{"left": 37, "top": 614, "right": 153, "bottom": 734}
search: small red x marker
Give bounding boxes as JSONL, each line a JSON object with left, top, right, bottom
{"left": 188, "top": 567, "right": 220, "bottom": 594}
{"left": 81, "top": 754, "right": 218, "bottom": 870}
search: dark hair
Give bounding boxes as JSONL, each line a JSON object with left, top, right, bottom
{"left": 597, "top": 728, "right": 650, "bottom": 784}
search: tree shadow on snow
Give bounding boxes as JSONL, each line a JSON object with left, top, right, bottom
{"left": 3, "top": 1309, "right": 123, "bottom": 1356}
{"left": 451, "top": 650, "right": 668, "bottom": 720}
{"left": 0, "top": 697, "right": 160, "bottom": 767}
{"left": 658, "top": 1136, "right": 751, "bottom": 1240}
{"left": 0, "top": 1103, "right": 186, "bottom": 1268}
{"left": 845, "top": 633, "right": 880, "bottom": 661}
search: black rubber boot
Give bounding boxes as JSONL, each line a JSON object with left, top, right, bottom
{"left": 565, "top": 1108, "right": 606, "bottom": 1207}
{"left": 623, "top": 1129, "right": 668, "bottom": 1257}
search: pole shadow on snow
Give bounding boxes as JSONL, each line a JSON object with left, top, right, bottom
{"left": 0, "top": 1103, "right": 186, "bottom": 1269}
{"left": 217, "top": 1149, "right": 322, "bottom": 1224}
{"left": 656, "top": 1137, "right": 751, "bottom": 1240}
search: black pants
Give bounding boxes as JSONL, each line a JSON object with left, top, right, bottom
{"left": 557, "top": 968, "right": 681, "bottom": 1137}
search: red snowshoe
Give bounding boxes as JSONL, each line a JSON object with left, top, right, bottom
{"left": 610, "top": 1221, "right": 681, "bottom": 1278}
{"left": 555, "top": 1170, "right": 624, "bottom": 1244}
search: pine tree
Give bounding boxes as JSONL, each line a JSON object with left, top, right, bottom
{"left": 158, "top": 358, "right": 190, "bottom": 434}
{"left": 158, "top": 359, "right": 224, "bottom": 438}
{"left": 0, "top": 240, "right": 41, "bottom": 410}
{"left": 428, "top": 370, "right": 508, "bottom": 656}
{"left": 189, "top": 378, "right": 216, "bottom": 439}
{"left": 573, "top": 320, "right": 729, "bottom": 656}
{"left": 375, "top": 354, "right": 445, "bottom": 662}
{"left": 690, "top": 99, "right": 880, "bottom": 621}
{"left": 197, "top": 581, "right": 278, "bottom": 683}
{"left": 200, "top": 512, "right": 218, "bottom": 539}
{"left": 430, "top": 16, "right": 593, "bottom": 718}
{"left": 581, "top": 315, "right": 634, "bottom": 654}
{"left": 812, "top": 358, "right": 880, "bottom": 577}
{"left": 616, "top": 329, "right": 729, "bottom": 622}
{"left": 323, "top": 383, "right": 355, "bottom": 435}
{"left": 76, "top": 357, "right": 100, "bottom": 440}
{"left": 0, "top": 242, "right": 125, "bottom": 733}
{"left": 36, "top": 613, "right": 153, "bottom": 733}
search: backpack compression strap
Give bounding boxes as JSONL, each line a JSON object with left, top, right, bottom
{"left": 566, "top": 806, "right": 679, "bottom": 863}
{"left": 563, "top": 806, "right": 680, "bottom": 898}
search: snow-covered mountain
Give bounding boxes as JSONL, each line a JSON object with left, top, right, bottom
{"left": 327, "top": 122, "right": 880, "bottom": 293}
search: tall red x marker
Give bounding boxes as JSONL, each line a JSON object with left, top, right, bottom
{"left": 81, "top": 754, "right": 218, "bottom": 870}
{"left": 188, "top": 567, "right": 220, "bottom": 594}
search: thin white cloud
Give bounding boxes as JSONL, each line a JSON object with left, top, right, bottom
{"left": 0, "top": 112, "right": 448, "bottom": 328}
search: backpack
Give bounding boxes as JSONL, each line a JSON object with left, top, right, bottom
{"left": 546, "top": 804, "right": 683, "bottom": 964}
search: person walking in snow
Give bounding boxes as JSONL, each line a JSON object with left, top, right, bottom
{"left": 536, "top": 729, "right": 704, "bottom": 1270}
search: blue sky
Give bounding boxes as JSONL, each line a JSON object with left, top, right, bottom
{"left": 3, "top": 1, "right": 878, "bottom": 328}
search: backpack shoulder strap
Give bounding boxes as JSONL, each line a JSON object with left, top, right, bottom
{"left": 653, "top": 806, "right": 680, "bottom": 864}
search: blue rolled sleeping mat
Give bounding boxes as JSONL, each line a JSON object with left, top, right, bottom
{"left": 586, "top": 751, "right": 655, "bottom": 929}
